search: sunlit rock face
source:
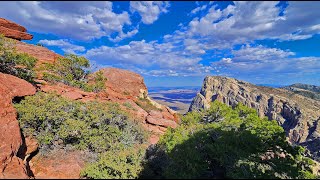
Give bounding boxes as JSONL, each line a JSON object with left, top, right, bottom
{"left": 189, "top": 76, "right": 320, "bottom": 160}
{"left": 0, "top": 18, "right": 33, "bottom": 40}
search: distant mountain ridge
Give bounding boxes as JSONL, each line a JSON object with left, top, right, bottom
{"left": 282, "top": 83, "right": 320, "bottom": 100}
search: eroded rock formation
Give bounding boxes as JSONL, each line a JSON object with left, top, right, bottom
{"left": 0, "top": 18, "right": 32, "bottom": 40}
{"left": 189, "top": 76, "right": 320, "bottom": 160}
{"left": 15, "top": 41, "right": 61, "bottom": 67}
{"left": 0, "top": 73, "right": 36, "bottom": 178}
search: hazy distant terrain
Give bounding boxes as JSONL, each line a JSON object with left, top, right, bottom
{"left": 282, "top": 83, "right": 320, "bottom": 100}
{"left": 148, "top": 84, "right": 289, "bottom": 114}
{"left": 148, "top": 86, "right": 200, "bottom": 114}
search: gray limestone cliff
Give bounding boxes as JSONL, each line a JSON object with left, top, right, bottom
{"left": 189, "top": 76, "right": 320, "bottom": 160}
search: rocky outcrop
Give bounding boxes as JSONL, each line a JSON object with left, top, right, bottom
{"left": 38, "top": 81, "right": 97, "bottom": 101}
{"left": 99, "top": 68, "right": 148, "bottom": 99}
{"left": 37, "top": 68, "right": 179, "bottom": 145}
{"left": 0, "top": 18, "right": 32, "bottom": 40}
{"left": 15, "top": 41, "right": 62, "bottom": 67}
{"left": 97, "top": 68, "right": 179, "bottom": 142}
{"left": 29, "top": 150, "right": 85, "bottom": 179}
{"left": 189, "top": 76, "right": 320, "bottom": 160}
{"left": 0, "top": 73, "right": 36, "bottom": 178}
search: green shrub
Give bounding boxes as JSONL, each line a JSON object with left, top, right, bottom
{"left": 0, "top": 34, "right": 38, "bottom": 82}
{"left": 36, "top": 43, "right": 44, "bottom": 47}
{"left": 82, "top": 70, "right": 107, "bottom": 93}
{"left": 15, "top": 92, "right": 150, "bottom": 179}
{"left": 141, "top": 101, "right": 317, "bottom": 179}
{"left": 42, "top": 54, "right": 106, "bottom": 92}
{"left": 81, "top": 144, "right": 146, "bottom": 179}
{"left": 15, "top": 92, "right": 147, "bottom": 153}
{"left": 136, "top": 98, "right": 161, "bottom": 113}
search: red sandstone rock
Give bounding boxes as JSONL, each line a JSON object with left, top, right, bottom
{"left": 149, "top": 110, "right": 163, "bottom": 119}
{"left": 146, "top": 116, "right": 178, "bottom": 129}
{"left": 15, "top": 40, "right": 62, "bottom": 67}
{"left": 149, "top": 134, "right": 160, "bottom": 145}
{"left": 0, "top": 18, "right": 27, "bottom": 32}
{"left": 99, "top": 68, "right": 148, "bottom": 99}
{"left": 0, "top": 18, "right": 32, "bottom": 40}
{"left": 25, "top": 136, "right": 39, "bottom": 155}
{"left": 0, "top": 73, "right": 36, "bottom": 178}
{"left": 0, "top": 157, "right": 28, "bottom": 179}
{"left": 0, "top": 26, "right": 32, "bottom": 40}
{"left": 39, "top": 83, "right": 96, "bottom": 101}
{"left": 30, "top": 150, "right": 85, "bottom": 179}
{"left": 62, "top": 91, "right": 83, "bottom": 100}
{"left": 142, "top": 124, "right": 166, "bottom": 135}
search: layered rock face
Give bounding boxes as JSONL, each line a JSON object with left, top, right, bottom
{"left": 15, "top": 41, "right": 61, "bottom": 66}
{"left": 99, "top": 68, "right": 179, "bottom": 142}
{"left": 99, "top": 68, "right": 148, "bottom": 99}
{"left": 0, "top": 73, "right": 36, "bottom": 178}
{"left": 0, "top": 18, "right": 32, "bottom": 40}
{"left": 189, "top": 76, "right": 320, "bottom": 160}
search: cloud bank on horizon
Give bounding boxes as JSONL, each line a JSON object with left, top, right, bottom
{"left": 0, "top": 1, "right": 319, "bottom": 86}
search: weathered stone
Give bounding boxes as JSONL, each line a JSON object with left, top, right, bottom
{"left": 15, "top": 40, "right": 62, "bottom": 67}
{"left": 30, "top": 150, "right": 85, "bottom": 179}
{"left": 146, "top": 116, "right": 178, "bottom": 129}
{"left": 0, "top": 18, "right": 26, "bottom": 32}
{"left": 62, "top": 91, "right": 83, "bottom": 100}
{"left": 0, "top": 26, "right": 32, "bottom": 40}
{"left": 0, "top": 73, "right": 36, "bottom": 178}
{"left": 0, "top": 18, "right": 32, "bottom": 40}
{"left": 98, "top": 68, "right": 148, "bottom": 99}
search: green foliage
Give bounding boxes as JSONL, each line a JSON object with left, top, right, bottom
{"left": 81, "top": 144, "right": 146, "bottom": 179}
{"left": 15, "top": 92, "right": 149, "bottom": 179}
{"left": 42, "top": 54, "right": 106, "bottom": 92}
{"left": 136, "top": 98, "right": 161, "bottom": 113}
{"left": 141, "top": 101, "right": 317, "bottom": 179}
{"left": 0, "top": 34, "right": 38, "bottom": 82}
{"left": 42, "top": 54, "right": 89, "bottom": 83}
{"left": 15, "top": 92, "right": 146, "bottom": 153}
{"left": 82, "top": 70, "right": 107, "bottom": 93}
{"left": 36, "top": 43, "right": 44, "bottom": 47}
{"left": 123, "top": 102, "right": 137, "bottom": 111}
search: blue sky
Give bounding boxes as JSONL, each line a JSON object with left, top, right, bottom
{"left": 0, "top": 1, "right": 319, "bottom": 87}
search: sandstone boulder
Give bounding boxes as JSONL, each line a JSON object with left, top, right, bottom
{"left": 25, "top": 136, "right": 39, "bottom": 156}
{"left": 146, "top": 116, "right": 178, "bottom": 129}
{"left": 30, "top": 150, "right": 85, "bottom": 179}
{"left": 99, "top": 68, "right": 148, "bottom": 99}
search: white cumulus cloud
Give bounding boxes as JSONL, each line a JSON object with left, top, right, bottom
{"left": 38, "top": 39, "right": 85, "bottom": 54}
{"left": 130, "top": 1, "right": 170, "bottom": 24}
{"left": 0, "top": 1, "right": 136, "bottom": 41}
